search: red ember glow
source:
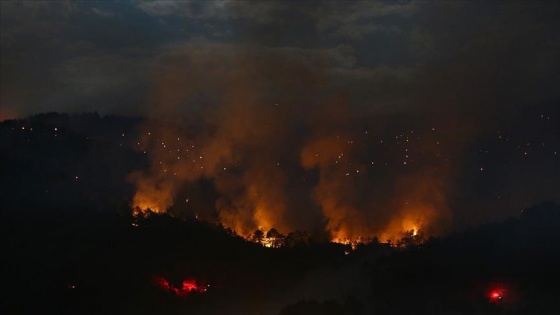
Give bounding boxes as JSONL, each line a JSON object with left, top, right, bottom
{"left": 489, "top": 288, "right": 504, "bottom": 301}
{"left": 153, "top": 276, "right": 207, "bottom": 296}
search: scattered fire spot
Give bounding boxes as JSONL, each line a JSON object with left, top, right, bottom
{"left": 489, "top": 288, "right": 504, "bottom": 302}
{"left": 153, "top": 276, "right": 209, "bottom": 297}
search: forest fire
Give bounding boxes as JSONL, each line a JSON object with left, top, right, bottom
{"left": 248, "top": 228, "right": 287, "bottom": 248}
{"left": 3, "top": 1, "right": 558, "bottom": 313}
{"left": 332, "top": 228, "right": 427, "bottom": 249}
{"left": 245, "top": 226, "right": 428, "bottom": 250}
{"left": 126, "top": 65, "right": 453, "bottom": 252}
{"left": 332, "top": 236, "right": 375, "bottom": 250}
{"left": 153, "top": 276, "right": 208, "bottom": 297}
{"left": 132, "top": 197, "right": 164, "bottom": 216}
{"left": 131, "top": 195, "right": 432, "bottom": 250}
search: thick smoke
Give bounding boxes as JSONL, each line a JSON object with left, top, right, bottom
{"left": 128, "top": 2, "right": 560, "bottom": 241}
{"left": 130, "top": 43, "right": 323, "bottom": 236}
{"left": 128, "top": 42, "right": 462, "bottom": 241}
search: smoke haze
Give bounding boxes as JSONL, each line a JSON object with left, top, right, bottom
{"left": 2, "top": 1, "right": 558, "bottom": 240}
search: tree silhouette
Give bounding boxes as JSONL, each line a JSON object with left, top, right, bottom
{"left": 252, "top": 229, "right": 264, "bottom": 243}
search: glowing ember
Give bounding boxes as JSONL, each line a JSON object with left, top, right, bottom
{"left": 489, "top": 288, "right": 504, "bottom": 302}
{"left": 153, "top": 276, "right": 208, "bottom": 297}
{"left": 332, "top": 237, "right": 359, "bottom": 249}
{"left": 132, "top": 203, "right": 162, "bottom": 216}
{"left": 332, "top": 236, "right": 375, "bottom": 250}
{"left": 249, "top": 229, "right": 286, "bottom": 248}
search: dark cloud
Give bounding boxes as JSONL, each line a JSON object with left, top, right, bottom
{"left": 2, "top": 1, "right": 559, "bottom": 117}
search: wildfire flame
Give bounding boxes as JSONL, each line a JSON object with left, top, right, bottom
{"left": 132, "top": 192, "right": 433, "bottom": 249}
{"left": 331, "top": 236, "right": 376, "bottom": 250}
{"left": 248, "top": 228, "right": 287, "bottom": 248}
{"left": 124, "top": 42, "right": 460, "bottom": 256}
{"left": 153, "top": 276, "right": 208, "bottom": 297}
{"left": 132, "top": 194, "right": 165, "bottom": 216}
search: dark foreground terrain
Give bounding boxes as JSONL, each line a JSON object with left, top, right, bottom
{"left": 4, "top": 201, "right": 560, "bottom": 314}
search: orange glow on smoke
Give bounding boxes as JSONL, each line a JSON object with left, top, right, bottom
{"left": 132, "top": 186, "right": 436, "bottom": 247}
{"left": 129, "top": 123, "right": 446, "bottom": 244}
{"left": 329, "top": 206, "right": 431, "bottom": 248}
{"left": 125, "top": 45, "right": 461, "bottom": 251}
{"left": 132, "top": 204, "right": 159, "bottom": 216}
{"left": 379, "top": 205, "right": 435, "bottom": 243}
{"left": 132, "top": 192, "right": 167, "bottom": 215}
{"left": 253, "top": 205, "right": 275, "bottom": 233}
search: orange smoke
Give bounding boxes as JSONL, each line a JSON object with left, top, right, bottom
{"left": 301, "top": 133, "right": 367, "bottom": 241}
{"left": 127, "top": 43, "right": 470, "bottom": 244}
{"left": 380, "top": 171, "right": 451, "bottom": 242}
{"left": 129, "top": 44, "right": 311, "bottom": 236}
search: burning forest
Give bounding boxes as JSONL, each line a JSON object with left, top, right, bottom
{"left": 3, "top": 1, "right": 560, "bottom": 314}
{"left": 127, "top": 70, "right": 457, "bottom": 246}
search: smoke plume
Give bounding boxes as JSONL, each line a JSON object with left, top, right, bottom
{"left": 128, "top": 2, "right": 560, "bottom": 241}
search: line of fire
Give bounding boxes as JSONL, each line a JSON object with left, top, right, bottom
{"left": 132, "top": 206, "right": 428, "bottom": 250}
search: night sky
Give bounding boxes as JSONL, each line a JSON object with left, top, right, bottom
{"left": 2, "top": 2, "right": 559, "bottom": 117}
{"left": 2, "top": 2, "right": 560, "bottom": 314}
